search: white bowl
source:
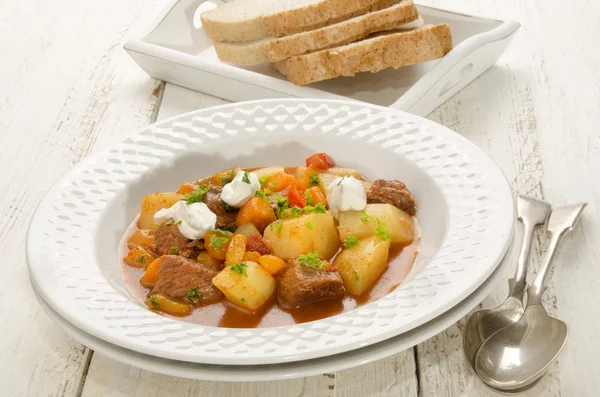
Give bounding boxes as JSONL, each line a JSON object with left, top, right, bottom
{"left": 27, "top": 99, "right": 513, "bottom": 365}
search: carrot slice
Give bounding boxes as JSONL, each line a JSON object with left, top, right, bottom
{"left": 140, "top": 258, "right": 162, "bottom": 288}
{"left": 264, "top": 172, "right": 297, "bottom": 192}
{"left": 146, "top": 294, "right": 192, "bottom": 317}
{"left": 258, "top": 255, "right": 287, "bottom": 275}
{"left": 236, "top": 197, "right": 277, "bottom": 233}
{"left": 205, "top": 230, "right": 233, "bottom": 260}
{"left": 226, "top": 234, "right": 248, "bottom": 264}
{"left": 305, "top": 186, "right": 327, "bottom": 207}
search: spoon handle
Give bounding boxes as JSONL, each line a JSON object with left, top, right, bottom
{"left": 509, "top": 220, "right": 535, "bottom": 302}
{"left": 528, "top": 203, "right": 587, "bottom": 305}
{"left": 509, "top": 195, "right": 551, "bottom": 302}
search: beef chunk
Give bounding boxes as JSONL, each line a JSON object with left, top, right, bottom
{"left": 154, "top": 223, "right": 204, "bottom": 259}
{"left": 366, "top": 179, "right": 416, "bottom": 216}
{"left": 204, "top": 184, "right": 238, "bottom": 230}
{"left": 246, "top": 233, "right": 271, "bottom": 255}
{"left": 278, "top": 259, "right": 345, "bottom": 308}
{"left": 151, "top": 255, "right": 222, "bottom": 305}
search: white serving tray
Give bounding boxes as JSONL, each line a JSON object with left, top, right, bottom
{"left": 125, "top": 0, "right": 519, "bottom": 116}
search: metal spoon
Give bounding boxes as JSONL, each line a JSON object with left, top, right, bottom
{"left": 475, "top": 202, "right": 587, "bottom": 392}
{"left": 462, "top": 195, "right": 551, "bottom": 371}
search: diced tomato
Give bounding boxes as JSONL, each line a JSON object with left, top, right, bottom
{"left": 288, "top": 184, "right": 306, "bottom": 208}
{"left": 246, "top": 234, "right": 271, "bottom": 255}
{"left": 305, "top": 186, "right": 327, "bottom": 206}
{"left": 305, "top": 153, "right": 335, "bottom": 169}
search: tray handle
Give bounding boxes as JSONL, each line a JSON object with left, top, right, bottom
{"left": 390, "top": 20, "right": 520, "bottom": 117}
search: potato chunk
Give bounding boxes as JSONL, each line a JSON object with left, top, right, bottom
{"left": 235, "top": 223, "right": 261, "bottom": 236}
{"left": 138, "top": 192, "right": 184, "bottom": 229}
{"left": 263, "top": 212, "right": 339, "bottom": 261}
{"left": 252, "top": 166, "right": 284, "bottom": 180}
{"left": 212, "top": 261, "right": 276, "bottom": 311}
{"left": 338, "top": 204, "right": 414, "bottom": 246}
{"left": 334, "top": 236, "right": 391, "bottom": 295}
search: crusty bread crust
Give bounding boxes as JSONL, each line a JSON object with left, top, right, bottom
{"left": 201, "top": 0, "right": 402, "bottom": 43}
{"left": 213, "top": 0, "right": 419, "bottom": 65}
{"left": 274, "top": 24, "right": 452, "bottom": 85}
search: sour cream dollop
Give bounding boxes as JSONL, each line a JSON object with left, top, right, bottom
{"left": 327, "top": 176, "right": 367, "bottom": 218}
{"left": 221, "top": 170, "right": 261, "bottom": 208}
{"left": 154, "top": 201, "right": 216, "bottom": 240}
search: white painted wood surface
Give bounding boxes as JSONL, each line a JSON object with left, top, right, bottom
{"left": 1, "top": 0, "right": 598, "bottom": 396}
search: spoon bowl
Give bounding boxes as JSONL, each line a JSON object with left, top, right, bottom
{"left": 475, "top": 305, "right": 568, "bottom": 390}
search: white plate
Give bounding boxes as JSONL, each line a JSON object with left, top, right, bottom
{"left": 31, "top": 240, "right": 509, "bottom": 381}
{"left": 124, "top": 0, "right": 520, "bottom": 116}
{"left": 26, "top": 99, "right": 514, "bottom": 365}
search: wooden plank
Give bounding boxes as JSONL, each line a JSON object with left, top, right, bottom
{"left": 0, "top": 0, "right": 165, "bottom": 395}
{"left": 82, "top": 354, "right": 334, "bottom": 397}
{"left": 334, "top": 354, "right": 418, "bottom": 397}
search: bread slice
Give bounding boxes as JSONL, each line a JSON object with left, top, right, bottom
{"left": 274, "top": 24, "right": 452, "bottom": 85}
{"left": 201, "top": 0, "right": 404, "bottom": 43}
{"left": 214, "top": 0, "right": 420, "bottom": 65}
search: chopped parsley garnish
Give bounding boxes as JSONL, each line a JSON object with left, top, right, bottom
{"left": 309, "top": 174, "right": 319, "bottom": 186}
{"left": 136, "top": 256, "right": 147, "bottom": 264}
{"left": 314, "top": 203, "right": 327, "bottom": 213}
{"left": 258, "top": 175, "right": 269, "bottom": 185}
{"left": 220, "top": 170, "right": 236, "bottom": 186}
{"left": 375, "top": 219, "right": 391, "bottom": 243}
{"left": 255, "top": 188, "right": 270, "bottom": 198}
{"left": 185, "top": 184, "right": 210, "bottom": 204}
{"left": 353, "top": 270, "right": 359, "bottom": 283}
{"left": 169, "top": 245, "right": 179, "bottom": 255}
{"left": 305, "top": 192, "right": 313, "bottom": 206}
{"left": 228, "top": 262, "right": 248, "bottom": 276}
{"left": 344, "top": 236, "right": 360, "bottom": 249}
{"left": 149, "top": 296, "right": 160, "bottom": 309}
{"left": 360, "top": 211, "right": 374, "bottom": 224}
{"left": 147, "top": 230, "right": 154, "bottom": 236}
{"left": 274, "top": 194, "right": 289, "bottom": 217}
{"left": 290, "top": 207, "right": 303, "bottom": 218}
{"left": 222, "top": 200, "right": 235, "bottom": 212}
{"left": 269, "top": 181, "right": 277, "bottom": 189}
{"left": 240, "top": 297, "right": 246, "bottom": 303}
{"left": 175, "top": 220, "right": 182, "bottom": 226}
{"left": 242, "top": 171, "right": 251, "bottom": 184}
{"left": 209, "top": 231, "right": 230, "bottom": 251}
{"left": 305, "top": 221, "right": 313, "bottom": 230}
{"left": 270, "top": 220, "right": 283, "bottom": 235}
{"left": 165, "top": 219, "right": 174, "bottom": 226}
{"left": 186, "top": 286, "right": 201, "bottom": 302}
{"left": 304, "top": 203, "right": 326, "bottom": 214}
{"left": 297, "top": 251, "right": 326, "bottom": 270}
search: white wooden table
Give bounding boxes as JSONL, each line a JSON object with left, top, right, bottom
{"left": 2, "top": 0, "right": 598, "bottom": 395}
